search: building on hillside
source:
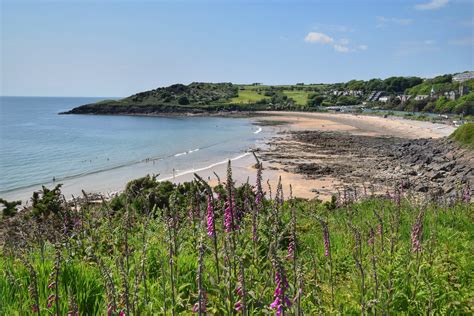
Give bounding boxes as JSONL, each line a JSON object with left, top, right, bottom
{"left": 396, "top": 95, "right": 412, "bottom": 103}
{"left": 367, "top": 91, "right": 384, "bottom": 102}
{"left": 444, "top": 91, "right": 457, "bottom": 101}
{"left": 378, "top": 96, "right": 391, "bottom": 103}
{"left": 414, "top": 95, "right": 429, "bottom": 101}
{"left": 453, "top": 71, "right": 474, "bottom": 82}
{"left": 251, "top": 83, "right": 262, "bottom": 86}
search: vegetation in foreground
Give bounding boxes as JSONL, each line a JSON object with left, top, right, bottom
{"left": 450, "top": 122, "right": 474, "bottom": 149}
{"left": 0, "top": 161, "right": 472, "bottom": 315}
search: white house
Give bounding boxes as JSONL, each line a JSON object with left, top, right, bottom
{"left": 414, "top": 95, "right": 429, "bottom": 101}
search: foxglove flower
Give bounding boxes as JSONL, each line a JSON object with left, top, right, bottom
{"left": 192, "top": 292, "right": 207, "bottom": 313}
{"left": 463, "top": 183, "right": 471, "bottom": 203}
{"left": 323, "top": 226, "right": 330, "bottom": 257}
{"left": 411, "top": 213, "right": 424, "bottom": 253}
{"left": 206, "top": 194, "right": 215, "bottom": 237}
{"left": 368, "top": 227, "right": 375, "bottom": 246}
{"left": 270, "top": 269, "right": 291, "bottom": 315}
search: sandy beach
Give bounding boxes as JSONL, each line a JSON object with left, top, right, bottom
{"left": 3, "top": 112, "right": 459, "bottom": 204}
{"left": 172, "top": 112, "right": 458, "bottom": 201}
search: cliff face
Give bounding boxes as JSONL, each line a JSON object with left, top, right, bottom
{"left": 64, "top": 82, "right": 238, "bottom": 114}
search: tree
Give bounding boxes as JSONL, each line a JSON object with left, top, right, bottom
{"left": 178, "top": 96, "right": 190, "bottom": 105}
{"left": 0, "top": 198, "right": 21, "bottom": 217}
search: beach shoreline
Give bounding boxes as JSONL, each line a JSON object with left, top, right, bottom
{"left": 1, "top": 112, "right": 460, "bottom": 204}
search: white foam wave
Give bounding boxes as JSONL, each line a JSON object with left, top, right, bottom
{"left": 254, "top": 127, "right": 262, "bottom": 134}
{"left": 174, "top": 152, "right": 187, "bottom": 157}
{"left": 161, "top": 152, "right": 251, "bottom": 182}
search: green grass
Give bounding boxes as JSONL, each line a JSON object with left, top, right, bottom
{"left": 229, "top": 89, "right": 269, "bottom": 104}
{"left": 450, "top": 123, "right": 474, "bottom": 149}
{"left": 282, "top": 90, "right": 310, "bottom": 105}
{"left": 1, "top": 173, "right": 472, "bottom": 315}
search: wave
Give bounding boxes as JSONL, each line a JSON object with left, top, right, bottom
{"left": 160, "top": 152, "right": 251, "bottom": 181}
{"left": 254, "top": 127, "right": 262, "bottom": 134}
{"left": 174, "top": 148, "right": 200, "bottom": 157}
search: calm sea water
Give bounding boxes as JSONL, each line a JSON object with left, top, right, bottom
{"left": 0, "top": 96, "right": 264, "bottom": 197}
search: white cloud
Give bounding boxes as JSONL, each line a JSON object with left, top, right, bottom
{"left": 449, "top": 37, "right": 474, "bottom": 46}
{"left": 415, "top": 0, "right": 449, "bottom": 10}
{"left": 376, "top": 16, "right": 413, "bottom": 28}
{"left": 304, "top": 32, "right": 334, "bottom": 44}
{"left": 334, "top": 44, "right": 350, "bottom": 53}
{"left": 304, "top": 32, "right": 367, "bottom": 53}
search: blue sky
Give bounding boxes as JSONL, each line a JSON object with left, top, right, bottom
{"left": 1, "top": 0, "right": 473, "bottom": 96}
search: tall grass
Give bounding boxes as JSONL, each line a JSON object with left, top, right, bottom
{"left": 0, "top": 164, "right": 472, "bottom": 315}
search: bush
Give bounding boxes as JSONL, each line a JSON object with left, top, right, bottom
{"left": 450, "top": 123, "right": 474, "bottom": 149}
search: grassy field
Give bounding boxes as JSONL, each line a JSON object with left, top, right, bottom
{"left": 229, "top": 89, "right": 268, "bottom": 104}
{"left": 282, "top": 90, "right": 310, "bottom": 105}
{"left": 0, "top": 162, "right": 472, "bottom": 315}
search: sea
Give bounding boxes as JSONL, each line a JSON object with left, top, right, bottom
{"left": 0, "top": 96, "right": 266, "bottom": 202}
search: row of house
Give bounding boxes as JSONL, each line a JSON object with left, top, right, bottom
{"left": 331, "top": 90, "right": 364, "bottom": 97}
{"left": 373, "top": 85, "right": 467, "bottom": 103}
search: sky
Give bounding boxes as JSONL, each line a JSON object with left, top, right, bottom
{"left": 1, "top": 0, "right": 473, "bottom": 97}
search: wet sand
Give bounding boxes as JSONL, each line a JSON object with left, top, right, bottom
{"left": 174, "top": 112, "right": 457, "bottom": 201}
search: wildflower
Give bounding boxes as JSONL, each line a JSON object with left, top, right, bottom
{"left": 270, "top": 269, "right": 291, "bottom": 316}
{"left": 463, "top": 183, "right": 471, "bottom": 203}
{"left": 31, "top": 305, "right": 39, "bottom": 313}
{"left": 368, "top": 227, "right": 375, "bottom": 246}
{"left": 224, "top": 194, "right": 239, "bottom": 232}
{"left": 255, "top": 162, "right": 263, "bottom": 206}
{"left": 46, "top": 294, "right": 55, "bottom": 309}
{"left": 411, "top": 212, "right": 424, "bottom": 253}
{"left": 107, "top": 303, "right": 113, "bottom": 316}
{"left": 224, "top": 199, "right": 232, "bottom": 232}
{"left": 286, "top": 239, "right": 295, "bottom": 260}
{"left": 206, "top": 194, "right": 215, "bottom": 237}
{"left": 323, "top": 226, "right": 330, "bottom": 257}
{"left": 192, "top": 292, "right": 207, "bottom": 313}
{"left": 47, "top": 282, "right": 55, "bottom": 289}
{"left": 234, "top": 300, "right": 243, "bottom": 311}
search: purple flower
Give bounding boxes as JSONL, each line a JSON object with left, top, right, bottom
{"left": 192, "top": 292, "right": 207, "bottom": 313}
{"left": 463, "top": 183, "right": 471, "bottom": 203}
{"left": 206, "top": 194, "right": 215, "bottom": 237}
{"left": 224, "top": 194, "right": 239, "bottom": 232}
{"left": 323, "top": 226, "right": 330, "bottom": 257}
{"left": 411, "top": 213, "right": 424, "bottom": 253}
{"left": 368, "top": 227, "right": 375, "bottom": 246}
{"left": 234, "top": 300, "right": 242, "bottom": 311}
{"left": 270, "top": 269, "right": 291, "bottom": 315}
{"left": 255, "top": 163, "right": 263, "bottom": 206}
{"left": 286, "top": 240, "right": 295, "bottom": 260}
